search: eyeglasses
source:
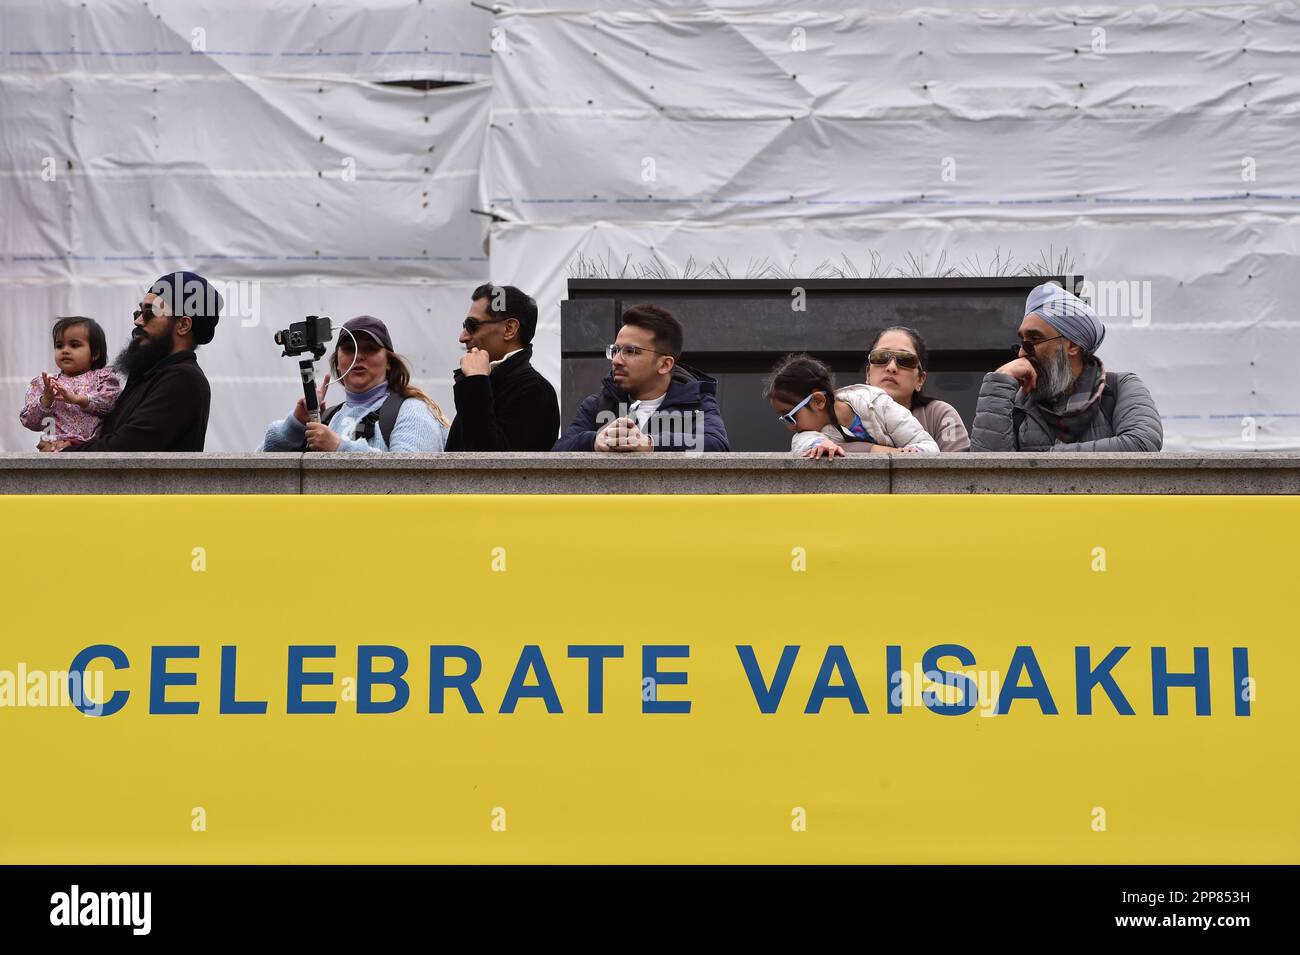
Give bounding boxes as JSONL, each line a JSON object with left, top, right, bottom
{"left": 1012, "top": 334, "right": 1064, "bottom": 357}
{"left": 777, "top": 392, "right": 817, "bottom": 426}
{"left": 132, "top": 303, "right": 165, "bottom": 321}
{"left": 463, "top": 316, "right": 510, "bottom": 334}
{"left": 606, "top": 343, "right": 669, "bottom": 360}
{"left": 868, "top": 348, "right": 920, "bottom": 370}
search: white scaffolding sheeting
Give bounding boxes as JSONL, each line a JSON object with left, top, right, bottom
{"left": 484, "top": 2, "right": 1300, "bottom": 450}
{"left": 0, "top": 0, "right": 492, "bottom": 452}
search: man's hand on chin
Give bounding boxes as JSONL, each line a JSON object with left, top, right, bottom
{"left": 460, "top": 348, "right": 491, "bottom": 377}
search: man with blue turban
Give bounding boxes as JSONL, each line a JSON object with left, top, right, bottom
{"left": 969, "top": 282, "right": 1162, "bottom": 451}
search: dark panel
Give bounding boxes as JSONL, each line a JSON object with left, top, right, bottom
{"left": 574, "top": 289, "right": 1023, "bottom": 353}
{"left": 919, "top": 369, "right": 987, "bottom": 431}
{"left": 560, "top": 278, "right": 1080, "bottom": 451}
{"left": 710, "top": 369, "right": 790, "bottom": 452}
{"left": 563, "top": 292, "right": 1041, "bottom": 352}
{"left": 560, "top": 357, "right": 611, "bottom": 427}
{"left": 560, "top": 299, "right": 618, "bottom": 352}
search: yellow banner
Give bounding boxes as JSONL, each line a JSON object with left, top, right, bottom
{"left": 1, "top": 495, "right": 1295, "bottom": 863}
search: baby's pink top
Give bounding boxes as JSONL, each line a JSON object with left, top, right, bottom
{"left": 19, "top": 368, "right": 122, "bottom": 446}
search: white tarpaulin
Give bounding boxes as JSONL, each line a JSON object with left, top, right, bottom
{"left": 1, "top": 0, "right": 492, "bottom": 451}
{"left": 4, "top": 1, "right": 1299, "bottom": 452}
{"left": 483, "top": 1, "right": 1300, "bottom": 450}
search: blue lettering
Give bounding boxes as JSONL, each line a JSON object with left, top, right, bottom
{"left": 643, "top": 645, "right": 690, "bottom": 714}
{"left": 357, "top": 645, "right": 410, "bottom": 715}
{"left": 736, "top": 645, "right": 798, "bottom": 714}
{"left": 149, "top": 646, "right": 199, "bottom": 715}
{"left": 1152, "top": 647, "right": 1210, "bottom": 716}
{"left": 1074, "top": 646, "right": 1134, "bottom": 715}
{"left": 287, "top": 645, "right": 336, "bottom": 715}
{"left": 219, "top": 645, "right": 267, "bottom": 715}
{"left": 500, "top": 645, "right": 562, "bottom": 714}
{"left": 567, "top": 645, "right": 623, "bottom": 714}
{"left": 429, "top": 646, "right": 484, "bottom": 714}
{"left": 996, "top": 646, "right": 1058, "bottom": 715}
{"left": 804, "top": 645, "right": 868, "bottom": 714}
{"left": 921, "top": 643, "right": 977, "bottom": 716}
{"left": 68, "top": 644, "right": 129, "bottom": 717}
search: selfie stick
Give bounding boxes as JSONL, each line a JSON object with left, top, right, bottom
{"left": 298, "top": 325, "right": 357, "bottom": 439}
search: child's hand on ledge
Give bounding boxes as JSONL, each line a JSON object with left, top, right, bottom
{"left": 802, "top": 438, "right": 846, "bottom": 460}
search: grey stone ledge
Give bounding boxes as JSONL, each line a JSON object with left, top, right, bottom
{"left": 2, "top": 451, "right": 1298, "bottom": 495}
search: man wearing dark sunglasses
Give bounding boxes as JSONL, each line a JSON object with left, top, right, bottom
{"left": 42, "top": 271, "right": 220, "bottom": 452}
{"left": 970, "top": 282, "right": 1162, "bottom": 452}
{"left": 445, "top": 283, "right": 560, "bottom": 451}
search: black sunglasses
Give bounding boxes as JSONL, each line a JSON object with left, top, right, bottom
{"left": 132, "top": 303, "right": 166, "bottom": 321}
{"left": 463, "top": 316, "right": 509, "bottom": 334}
{"left": 1012, "top": 334, "right": 1064, "bottom": 357}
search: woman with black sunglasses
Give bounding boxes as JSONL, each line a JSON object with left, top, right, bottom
{"left": 865, "top": 326, "right": 970, "bottom": 452}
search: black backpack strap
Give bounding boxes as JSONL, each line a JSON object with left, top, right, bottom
{"left": 375, "top": 392, "right": 406, "bottom": 446}
{"left": 322, "top": 395, "right": 406, "bottom": 445}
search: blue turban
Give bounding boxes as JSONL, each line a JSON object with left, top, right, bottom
{"left": 149, "top": 271, "right": 222, "bottom": 344}
{"left": 1024, "top": 282, "right": 1104, "bottom": 354}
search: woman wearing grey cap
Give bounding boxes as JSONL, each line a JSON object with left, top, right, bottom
{"left": 259, "top": 315, "right": 449, "bottom": 452}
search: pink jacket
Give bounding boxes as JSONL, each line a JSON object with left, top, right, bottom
{"left": 19, "top": 368, "right": 122, "bottom": 446}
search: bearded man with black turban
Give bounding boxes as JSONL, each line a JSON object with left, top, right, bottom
{"left": 44, "top": 271, "right": 221, "bottom": 452}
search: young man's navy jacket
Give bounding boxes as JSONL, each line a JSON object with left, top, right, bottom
{"left": 552, "top": 364, "right": 730, "bottom": 452}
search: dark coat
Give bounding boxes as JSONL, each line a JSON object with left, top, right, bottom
{"left": 63, "top": 350, "right": 210, "bottom": 452}
{"left": 445, "top": 345, "right": 560, "bottom": 451}
{"left": 552, "top": 363, "right": 730, "bottom": 452}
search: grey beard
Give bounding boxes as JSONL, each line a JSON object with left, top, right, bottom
{"left": 1030, "top": 346, "right": 1075, "bottom": 402}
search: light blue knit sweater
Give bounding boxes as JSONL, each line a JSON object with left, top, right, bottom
{"left": 259, "top": 392, "right": 447, "bottom": 452}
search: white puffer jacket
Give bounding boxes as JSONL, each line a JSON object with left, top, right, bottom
{"left": 790, "top": 384, "right": 939, "bottom": 454}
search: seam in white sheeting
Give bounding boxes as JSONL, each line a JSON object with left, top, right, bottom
{"left": 487, "top": 104, "right": 1300, "bottom": 120}
{"left": 0, "top": 71, "right": 492, "bottom": 88}
{"left": 0, "top": 168, "right": 479, "bottom": 182}
{"left": 0, "top": 69, "right": 491, "bottom": 83}
{"left": 486, "top": 210, "right": 1300, "bottom": 229}
{"left": 488, "top": 101, "right": 1300, "bottom": 116}
{"left": 481, "top": 203, "right": 1300, "bottom": 229}
{"left": 0, "top": 277, "right": 486, "bottom": 289}
{"left": 0, "top": 376, "right": 458, "bottom": 385}
{"left": 1105, "top": 321, "right": 1300, "bottom": 330}
{"left": 494, "top": 2, "right": 1296, "bottom": 22}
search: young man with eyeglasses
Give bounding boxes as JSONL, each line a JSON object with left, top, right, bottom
{"left": 41, "top": 271, "right": 220, "bottom": 452}
{"left": 552, "top": 303, "right": 729, "bottom": 452}
{"left": 445, "top": 283, "right": 560, "bottom": 451}
{"left": 970, "top": 282, "right": 1163, "bottom": 452}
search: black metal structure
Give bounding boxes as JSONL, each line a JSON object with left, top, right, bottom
{"left": 561, "top": 276, "right": 1083, "bottom": 451}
